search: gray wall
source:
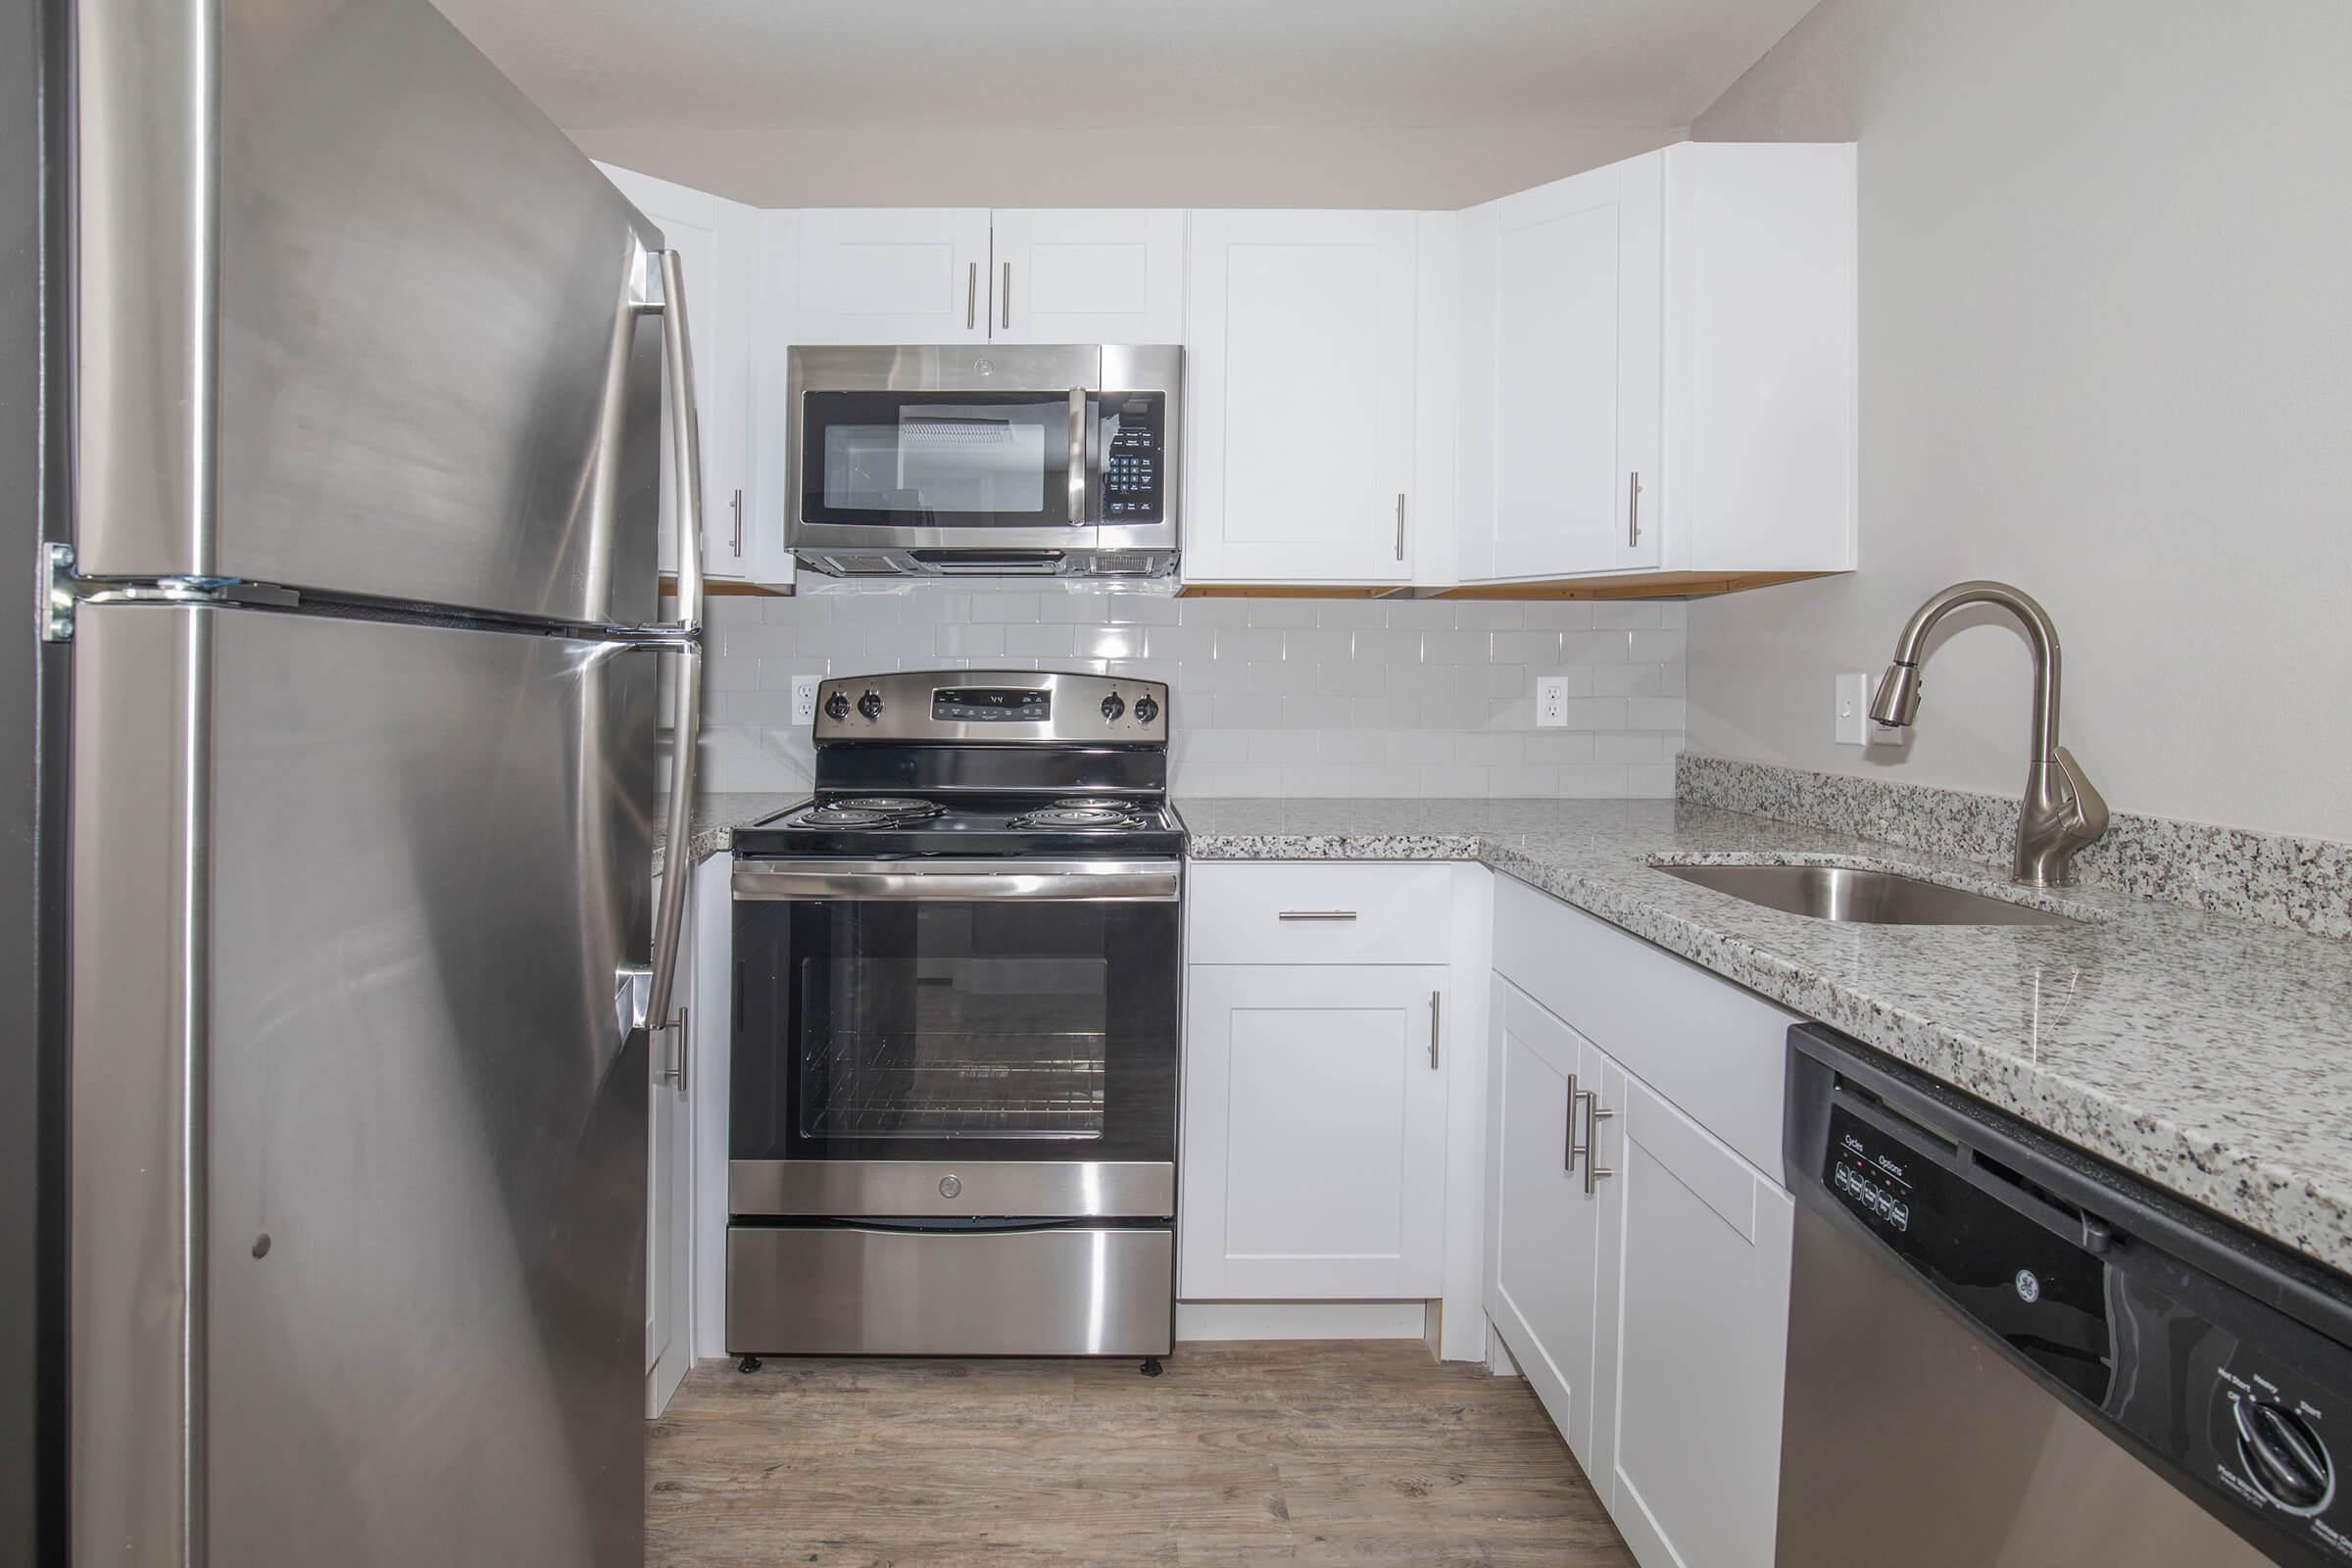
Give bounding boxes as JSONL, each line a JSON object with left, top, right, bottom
{"left": 699, "top": 588, "right": 1687, "bottom": 800}
{"left": 1685, "top": 0, "right": 2352, "bottom": 840}
{"left": 568, "top": 124, "right": 1685, "bottom": 211}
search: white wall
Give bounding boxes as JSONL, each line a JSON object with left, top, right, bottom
{"left": 1685, "top": 0, "right": 2352, "bottom": 840}
{"left": 567, "top": 125, "right": 1685, "bottom": 211}
{"left": 699, "top": 588, "right": 1686, "bottom": 800}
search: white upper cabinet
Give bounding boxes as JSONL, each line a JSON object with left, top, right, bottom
{"left": 1182, "top": 210, "right": 1420, "bottom": 583}
{"left": 794, "top": 209, "right": 1184, "bottom": 345}
{"left": 989, "top": 209, "right": 1186, "bottom": 343}
{"left": 794, "top": 208, "right": 993, "bottom": 343}
{"left": 597, "top": 164, "right": 765, "bottom": 582}
{"left": 1459, "top": 156, "right": 1662, "bottom": 579}
{"left": 1459, "top": 142, "right": 1857, "bottom": 583}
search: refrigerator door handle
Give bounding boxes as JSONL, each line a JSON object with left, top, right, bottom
{"left": 647, "top": 247, "right": 706, "bottom": 1028}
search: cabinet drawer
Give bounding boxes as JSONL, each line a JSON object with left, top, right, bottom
{"left": 1187, "top": 862, "right": 1453, "bottom": 965}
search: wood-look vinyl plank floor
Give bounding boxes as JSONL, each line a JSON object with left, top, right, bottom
{"left": 646, "top": 1341, "right": 1637, "bottom": 1566}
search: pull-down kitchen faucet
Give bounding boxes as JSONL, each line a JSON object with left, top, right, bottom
{"left": 1869, "top": 580, "right": 2109, "bottom": 888}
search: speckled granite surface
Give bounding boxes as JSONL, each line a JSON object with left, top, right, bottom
{"left": 1680, "top": 753, "right": 2352, "bottom": 942}
{"left": 1178, "top": 795, "right": 2352, "bottom": 1277}
{"left": 651, "top": 792, "right": 802, "bottom": 879}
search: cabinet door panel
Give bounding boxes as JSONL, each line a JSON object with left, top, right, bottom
{"left": 1183, "top": 965, "right": 1446, "bottom": 1298}
{"left": 596, "top": 165, "right": 759, "bottom": 580}
{"left": 1608, "top": 1072, "right": 1792, "bottom": 1568}
{"left": 1485, "top": 977, "right": 1609, "bottom": 1467}
{"left": 991, "top": 209, "right": 1184, "bottom": 343}
{"left": 1460, "top": 154, "right": 1662, "bottom": 580}
{"left": 1183, "top": 211, "right": 1416, "bottom": 582}
{"left": 796, "top": 209, "right": 990, "bottom": 344}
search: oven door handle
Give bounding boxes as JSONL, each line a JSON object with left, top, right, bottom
{"left": 732, "top": 858, "right": 1180, "bottom": 904}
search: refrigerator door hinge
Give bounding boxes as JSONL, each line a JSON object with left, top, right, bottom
{"left": 42, "top": 543, "right": 300, "bottom": 641}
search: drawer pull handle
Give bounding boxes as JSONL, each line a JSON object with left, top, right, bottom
{"left": 1277, "top": 909, "right": 1357, "bottom": 921}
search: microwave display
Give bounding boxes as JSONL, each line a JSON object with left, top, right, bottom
{"left": 1100, "top": 394, "right": 1165, "bottom": 521}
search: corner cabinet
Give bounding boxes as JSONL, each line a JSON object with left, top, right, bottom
{"left": 596, "top": 164, "right": 772, "bottom": 583}
{"left": 1488, "top": 876, "right": 1799, "bottom": 1568}
{"left": 1180, "top": 211, "right": 1425, "bottom": 584}
{"left": 1457, "top": 142, "right": 1857, "bottom": 586}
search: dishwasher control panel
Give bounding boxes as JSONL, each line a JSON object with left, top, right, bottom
{"left": 1794, "top": 1031, "right": 2352, "bottom": 1567}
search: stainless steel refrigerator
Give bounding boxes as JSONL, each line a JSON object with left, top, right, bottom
{"left": 10, "top": 0, "right": 707, "bottom": 1560}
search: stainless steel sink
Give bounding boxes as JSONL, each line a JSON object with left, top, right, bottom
{"left": 1650, "top": 861, "right": 2083, "bottom": 927}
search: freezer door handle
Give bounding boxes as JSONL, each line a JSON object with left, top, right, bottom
{"left": 648, "top": 247, "right": 706, "bottom": 1026}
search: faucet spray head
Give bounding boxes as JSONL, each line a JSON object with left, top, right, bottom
{"left": 1869, "top": 662, "right": 1921, "bottom": 728}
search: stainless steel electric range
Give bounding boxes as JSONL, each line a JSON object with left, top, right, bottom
{"left": 726, "top": 669, "right": 1182, "bottom": 1367}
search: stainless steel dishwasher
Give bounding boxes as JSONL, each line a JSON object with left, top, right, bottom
{"left": 1780, "top": 1025, "right": 2350, "bottom": 1567}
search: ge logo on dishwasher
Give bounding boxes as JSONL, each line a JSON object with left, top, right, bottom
{"left": 2014, "top": 1269, "right": 2041, "bottom": 1303}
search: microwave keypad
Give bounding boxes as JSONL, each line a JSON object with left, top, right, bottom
{"left": 1102, "top": 396, "right": 1165, "bottom": 520}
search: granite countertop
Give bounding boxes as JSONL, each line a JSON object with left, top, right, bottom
{"left": 651, "top": 791, "right": 802, "bottom": 879}
{"left": 1179, "top": 796, "right": 2352, "bottom": 1278}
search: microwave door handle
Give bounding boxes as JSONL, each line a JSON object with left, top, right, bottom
{"left": 1068, "top": 387, "right": 1089, "bottom": 526}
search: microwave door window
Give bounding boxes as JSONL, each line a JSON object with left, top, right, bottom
{"left": 804, "top": 391, "right": 1071, "bottom": 528}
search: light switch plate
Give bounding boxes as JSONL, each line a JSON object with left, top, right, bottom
{"left": 1536, "top": 676, "right": 1569, "bottom": 727}
{"left": 1836, "top": 671, "right": 1869, "bottom": 746}
{"left": 792, "top": 675, "right": 820, "bottom": 725}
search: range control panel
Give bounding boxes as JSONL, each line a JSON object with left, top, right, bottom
{"left": 1100, "top": 394, "right": 1165, "bottom": 521}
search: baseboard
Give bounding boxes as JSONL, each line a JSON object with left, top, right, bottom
{"left": 1176, "top": 1299, "right": 1432, "bottom": 1342}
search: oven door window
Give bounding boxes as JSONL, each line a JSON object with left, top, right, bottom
{"left": 802, "top": 391, "right": 1077, "bottom": 529}
{"left": 733, "top": 895, "right": 1178, "bottom": 1164}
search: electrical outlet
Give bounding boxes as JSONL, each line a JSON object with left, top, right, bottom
{"left": 1536, "top": 676, "right": 1569, "bottom": 727}
{"left": 1836, "top": 672, "right": 1869, "bottom": 746}
{"left": 792, "top": 676, "right": 820, "bottom": 725}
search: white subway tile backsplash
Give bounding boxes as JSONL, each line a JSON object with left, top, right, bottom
{"left": 702, "top": 586, "right": 1686, "bottom": 797}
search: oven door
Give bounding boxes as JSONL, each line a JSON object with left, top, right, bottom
{"left": 729, "top": 858, "right": 1180, "bottom": 1220}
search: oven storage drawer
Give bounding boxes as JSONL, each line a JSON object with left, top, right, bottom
{"left": 727, "top": 1224, "right": 1175, "bottom": 1356}
{"left": 1186, "top": 862, "right": 1454, "bottom": 965}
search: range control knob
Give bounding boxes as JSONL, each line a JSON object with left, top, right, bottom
{"left": 823, "top": 691, "right": 851, "bottom": 722}
{"left": 1133, "top": 694, "right": 1160, "bottom": 724}
{"left": 2234, "top": 1397, "right": 2333, "bottom": 1513}
{"left": 856, "top": 689, "right": 883, "bottom": 722}
{"left": 1101, "top": 693, "right": 1126, "bottom": 723}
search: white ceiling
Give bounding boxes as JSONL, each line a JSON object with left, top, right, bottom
{"left": 436, "top": 0, "right": 1820, "bottom": 135}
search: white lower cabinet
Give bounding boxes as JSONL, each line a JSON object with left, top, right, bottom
{"left": 1181, "top": 964, "right": 1448, "bottom": 1298}
{"left": 1485, "top": 976, "right": 1617, "bottom": 1467}
{"left": 1605, "top": 1072, "right": 1793, "bottom": 1568}
{"left": 1487, "top": 896, "right": 1794, "bottom": 1568}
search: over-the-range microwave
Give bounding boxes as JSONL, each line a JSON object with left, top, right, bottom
{"left": 784, "top": 343, "right": 1182, "bottom": 579}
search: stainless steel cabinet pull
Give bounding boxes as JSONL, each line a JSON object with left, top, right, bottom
{"left": 1395, "top": 493, "right": 1406, "bottom": 561}
{"left": 966, "top": 261, "right": 978, "bottom": 330}
{"left": 1002, "top": 261, "right": 1012, "bottom": 330}
{"left": 1428, "top": 990, "right": 1442, "bottom": 1070}
{"left": 1627, "top": 471, "right": 1642, "bottom": 548}
{"left": 1566, "top": 1072, "right": 1583, "bottom": 1172}
{"left": 729, "top": 487, "right": 743, "bottom": 559}
{"left": 1276, "top": 909, "right": 1357, "bottom": 921}
{"left": 1581, "top": 1087, "right": 1617, "bottom": 1197}
{"left": 658, "top": 1005, "right": 690, "bottom": 1098}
